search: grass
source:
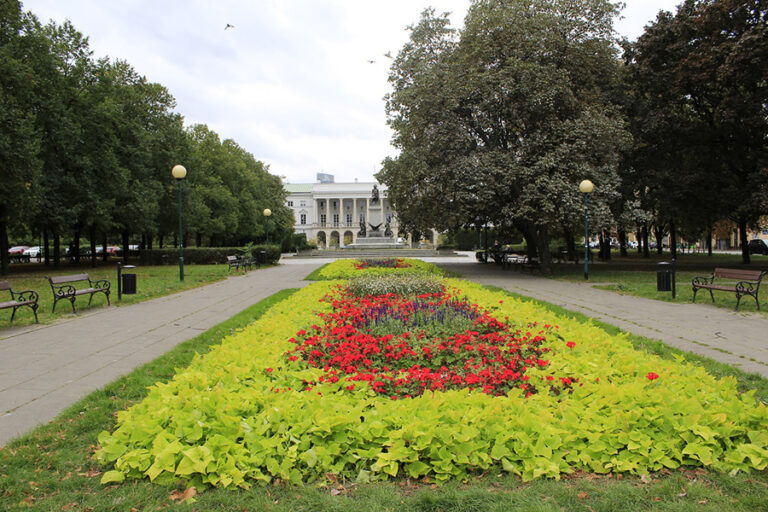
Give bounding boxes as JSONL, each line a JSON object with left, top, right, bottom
{"left": 1, "top": 285, "right": 767, "bottom": 511}
{"left": 548, "top": 252, "right": 768, "bottom": 314}
{"left": 0, "top": 262, "right": 238, "bottom": 329}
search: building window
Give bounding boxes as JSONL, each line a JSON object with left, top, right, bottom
{"left": 300, "top": 200, "right": 306, "bottom": 207}
{"left": 333, "top": 214, "right": 339, "bottom": 226}
{"left": 346, "top": 213, "right": 352, "bottom": 224}
{"left": 332, "top": 201, "right": 337, "bottom": 209}
{"left": 320, "top": 214, "right": 326, "bottom": 226}
{"left": 287, "top": 200, "right": 293, "bottom": 207}
{"left": 300, "top": 214, "right": 306, "bottom": 225}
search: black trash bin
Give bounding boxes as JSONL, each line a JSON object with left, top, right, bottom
{"left": 657, "top": 263, "right": 672, "bottom": 291}
{"left": 117, "top": 263, "right": 137, "bottom": 300}
{"left": 257, "top": 250, "right": 267, "bottom": 265}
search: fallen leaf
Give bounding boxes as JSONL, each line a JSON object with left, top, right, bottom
{"left": 330, "top": 488, "right": 342, "bottom": 496}
{"left": 61, "top": 503, "right": 77, "bottom": 510}
{"left": 169, "top": 487, "right": 197, "bottom": 503}
{"left": 640, "top": 474, "right": 652, "bottom": 485}
{"left": 698, "top": 500, "right": 708, "bottom": 504}
{"left": 325, "top": 473, "right": 339, "bottom": 485}
{"left": 678, "top": 489, "right": 687, "bottom": 497}
{"left": 577, "top": 491, "right": 589, "bottom": 499}
{"left": 77, "top": 468, "right": 102, "bottom": 478}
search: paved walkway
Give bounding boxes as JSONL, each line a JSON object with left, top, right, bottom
{"left": 440, "top": 263, "right": 768, "bottom": 378}
{"left": 3, "top": 256, "right": 767, "bottom": 447}
{"left": 0, "top": 262, "right": 322, "bottom": 447}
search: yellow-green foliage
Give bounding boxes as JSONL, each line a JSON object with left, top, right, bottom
{"left": 313, "top": 259, "right": 444, "bottom": 280}
{"left": 96, "top": 279, "right": 768, "bottom": 488}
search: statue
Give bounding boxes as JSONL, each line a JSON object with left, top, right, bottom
{"left": 358, "top": 218, "right": 366, "bottom": 237}
{"left": 371, "top": 184, "right": 380, "bottom": 205}
{"left": 368, "top": 222, "right": 382, "bottom": 232}
{"left": 384, "top": 222, "right": 393, "bottom": 238}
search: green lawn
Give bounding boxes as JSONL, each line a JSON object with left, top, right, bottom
{"left": 1, "top": 286, "right": 766, "bottom": 511}
{"left": 0, "top": 263, "right": 235, "bottom": 329}
{"left": 549, "top": 252, "right": 768, "bottom": 314}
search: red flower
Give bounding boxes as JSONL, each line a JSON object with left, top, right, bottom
{"left": 566, "top": 341, "right": 576, "bottom": 349}
{"left": 646, "top": 372, "right": 659, "bottom": 381}
{"left": 265, "top": 368, "right": 273, "bottom": 373}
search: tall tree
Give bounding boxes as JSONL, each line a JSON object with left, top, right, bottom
{"left": 0, "top": 1, "right": 42, "bottom": 274}
{"left": 380, "top": 1, "right": 630, "bottom": 271}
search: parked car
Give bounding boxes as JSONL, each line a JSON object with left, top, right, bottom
{"left": 626, "top": 240, "right": 638, "bottom": 249}
{"left": 22, "top": 246, "right": 41, "bottom": 259}
{"left": 748, "top": 239, "right": 768, "bottom": 255}
{"left": 8, "top": 246, "right": 29, "bottom": 262}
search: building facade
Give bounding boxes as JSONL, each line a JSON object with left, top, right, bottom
{"left": 284, "top": 181, "right": 435, "bottom": 248}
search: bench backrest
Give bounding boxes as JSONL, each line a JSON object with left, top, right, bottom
{"left": 713, "top": 268, "right": 765, "bottom": 281}
{"left": 0, "top": 280, "right": 10, "bottom": 292}
{"left": 49, "top": 273, "right": 90, "bottom": 285}
{"left": 227, "top": 255, "right": 239, "bottom": 262}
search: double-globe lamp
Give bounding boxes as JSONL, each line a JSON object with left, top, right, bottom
{"left": 579, "top": 179, "right": 594, "bottom": 280}
{"left": 172, "top": 164, "right": 187, "bottom": 281}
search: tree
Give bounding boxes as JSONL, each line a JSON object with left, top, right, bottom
{"left": 379, "top": 1, "right": 630, "bottom": 271}
{"left": 626, "top": 0, "right": 768, "bottom": 264}
{"left": 0, "top": 1, "right": 42, "bottom": 274}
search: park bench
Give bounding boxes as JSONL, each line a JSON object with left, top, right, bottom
{"left": 503, "top": 254, "right": 540, "bottom": 273}
{"left": 47, "top": 273, "right": 111, "bottom": 313}
{"left": 691, "top": 268, "right": 766, "bottom": 311}
{"left": 227, "top": 255, "right": 253, "bottom": 271}
{"left": 0, "top": 280, "right": 39, "bottom": 323}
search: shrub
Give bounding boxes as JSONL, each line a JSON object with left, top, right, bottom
{"left": 139, "top": 245, "right": 281, "bottom": 265}
{"left": 347, "top": 275, "right": 444, "bottom": 296}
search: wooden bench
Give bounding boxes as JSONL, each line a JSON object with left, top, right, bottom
{"left": 692, "top": 268, "right": 766, "bottom": 310}
{"left": 47, "top": 273, "right": 111, "bottom": 313}
{"left": 0, "top": 280, "right": 39, "bottom": 323}
{"left": 227, "top": 255, "right": 242, "bottom": 271}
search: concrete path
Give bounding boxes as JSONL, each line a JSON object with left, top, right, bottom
{"left": 441, "top": 263, "right": 768, "bottom": 378}
{"left": 0, "top": 262, "right": 322, "bottom": 447}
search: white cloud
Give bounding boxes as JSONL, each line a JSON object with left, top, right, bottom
{"left": 22, "top": 0, "right": 681, "bottom": 184}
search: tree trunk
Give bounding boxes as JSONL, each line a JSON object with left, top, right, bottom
{"left": 90, "top": 226, "right": 97, "bottom": 268}
{"left": 173, "top": 235, "right": 178, "bottom": 248}
{"left": 122, "top": 230, "right": 130, "bottom": 265}
{"left": 0, "top": 207, "right": 9, "bottom": 275}
{"left": 739, "top": 218, "right": 750, "bottom": 264}
{"left": 196, "top": 232, "right": 202, "bottom": 248}
{"left": 642, "top": 225, "right": 650, "bottom": 258}
{"left": 53, "top": 232, "right": 60, "bottom": 270}
{"left": 147, "top": 234, "right": 153, "bottom": 251}
{"left": 158, "top": 235, "right": 164, "bottom": 249}
{"left": 654, "top": 225, "right": 664, "bottom": 254}
{"left": 564, "top": 229, "right": 576, "bottom": 261}
{"left": 536, "top": 226, "right": 552, "bottom": 274}
{"left": 73, "top": 226, "right": 81, "bottom": 265}
{"left": 618, "top": 229, "right": 627, "bottom": 257}
{"left": 670, "top": 219, "right": 677, "bottom": 260}
{"left": 707, "top": 225, "right": 713, "bottom": 256}
{"left": 636, "top": 229, "right": 642, "bottom": 255}
{"left": 44, "top": 229, "right": 50, "bottom": 266}
{"left": 102, "top": 235, "right": 108, "bottom": 262}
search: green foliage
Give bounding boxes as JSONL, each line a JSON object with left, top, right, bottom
{"left": 139, "top": 245, "right": 281, "bottom": 266}
{"left": 311, "top": 259, "right": 445, "bottom": 280}
{"left": 347, "top": 275, "right": 444, "bottom": 297}
{"left": 96, "top": 279, "right": 768, "bottom": 488}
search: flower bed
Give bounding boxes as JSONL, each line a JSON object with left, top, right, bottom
{"left": 96, "top": 279, "right": 768, "bottom": 488}
{"left": 312, "top": 258, "right": 444, "bottom": 280}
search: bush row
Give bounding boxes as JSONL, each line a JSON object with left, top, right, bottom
{"left": 138, "top": 246, "right": 281, "bottom": 266}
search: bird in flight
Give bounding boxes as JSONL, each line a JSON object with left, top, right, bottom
{"left": 225, "top": 24, "right": 235, "bottom": 30}
{"left": 367, "top": 59, "right": 376, "bottom": 64}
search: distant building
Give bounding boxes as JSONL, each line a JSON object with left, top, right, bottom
{"left": 284, "top": 180, "right": 437, "bottom": 248}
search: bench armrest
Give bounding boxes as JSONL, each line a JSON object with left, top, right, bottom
{"left": 11, "top": 289, "right": 39, "bottom": 303}
{"left": 692, "top": 275, "right": 713, "bottom": 286}
{"left": 735, "top": 280, "right": 758, "bottom": 294}
{"left": 91, "top": 278, "right": 111, "bottom": 290}
{"left": 52, "top": 284, "right": 76, "bottom": 297}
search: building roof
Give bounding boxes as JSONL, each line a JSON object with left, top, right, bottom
{"left": 284, "top": 184, "right": 314, "bottom": 193}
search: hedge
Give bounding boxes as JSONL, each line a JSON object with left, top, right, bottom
{"left": 139, "top": 245, "right": 281, "bottom": 265}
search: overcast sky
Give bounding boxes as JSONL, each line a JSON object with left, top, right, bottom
{"left": 22, "top": 0, "right": 682, "bottom": 184}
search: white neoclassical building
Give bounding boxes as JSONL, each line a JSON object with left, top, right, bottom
{"left": 284, "top": 179, "right": 438, "bottom": 249}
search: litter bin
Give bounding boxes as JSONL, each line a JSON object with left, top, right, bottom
{"left": 656, "top": 259, "right": 677, "bottom": 297}
{"left": 257, "top": 250, "right": 267, "bottom": 265}
{"left": 657, "top": 263, "right": 672, "bottom": 291}
{"left": 117, "top": 263, "right": 137, "bottom": 300}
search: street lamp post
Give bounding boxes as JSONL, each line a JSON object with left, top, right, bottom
{"left": 263, "top": 208, "right": 272, "bottom": 244}
{"left": 172, "top": 165, "right": 187, "bottom": 281}
{"left": 579, "top": 179, "right": 594, "bottom": 280}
